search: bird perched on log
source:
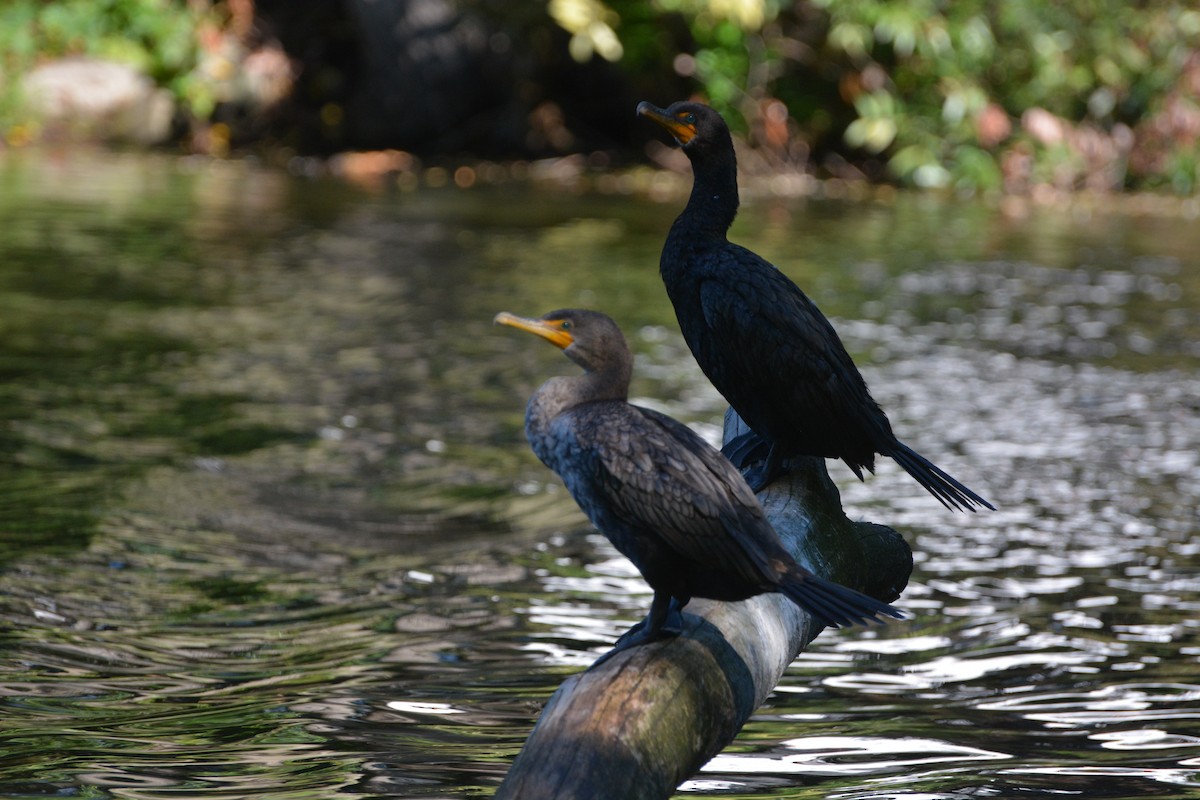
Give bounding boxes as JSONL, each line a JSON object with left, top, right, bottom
{"left": 495, "top": 308, "right": 901, "bottom": 658}
{"left": 637, "top": 100, "right": 993, "bottom": 512}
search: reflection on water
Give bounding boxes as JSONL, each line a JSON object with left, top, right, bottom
{"left": 0, "top": 151, "right": 1198, "bottom": 798}
{"left": 700, "top": 734, "right": 1010, "bottom": 778}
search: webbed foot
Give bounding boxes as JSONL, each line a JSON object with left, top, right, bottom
{"left": 739, "top": 443, "right": 785, "bottom": 493}
{"left": 591, "top": 595, "right": 687, "bottom": 667}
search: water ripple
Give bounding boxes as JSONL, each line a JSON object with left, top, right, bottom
{"left": 978, "top": 682, "right": 1200, "bottom": 731}
{"left": 1001, "top": 764, "right": 1200, "bottom": 788}
{"left": 700, "top": 735, "right": 1009, "bottom": 779}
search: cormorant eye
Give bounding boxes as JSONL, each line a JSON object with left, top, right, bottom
{"left": 681, "top": 112, "right": 697, "bottom": 125}
{"left": 560, "top": 320, "right": 572, "bottom": 331}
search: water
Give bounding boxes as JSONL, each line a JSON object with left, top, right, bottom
{"left": 1, "top": 150, "right": 1198, "bottom": 798}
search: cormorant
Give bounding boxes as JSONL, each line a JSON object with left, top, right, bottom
{"left": 637, "top": 100, "right": 994, "bottom": 512}
{"left": 495, "top": 308, "right": 901, "bottom": 657}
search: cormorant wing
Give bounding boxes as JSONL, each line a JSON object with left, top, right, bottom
{"left": 696, "top": 247, "right": 893, "bottom": 450}
{"left": 580, "top": 404, "right": 780, "bottom": 586}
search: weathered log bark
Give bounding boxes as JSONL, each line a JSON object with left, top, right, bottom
{"left": 495, "top": 410, "right": 912, "bottom": 800}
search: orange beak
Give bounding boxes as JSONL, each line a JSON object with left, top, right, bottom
{"left": 494, "top": 312, "right": 575, "bottom": 350}
{"left": 637, "top": 101, "right": 697, "bottom": 145}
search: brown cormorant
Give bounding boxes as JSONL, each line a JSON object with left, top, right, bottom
{"left": 495, "top": 308, "right": 901, "bottom": 656}
{"left": 637, "top": 100, "right": 993, "bottom": 512}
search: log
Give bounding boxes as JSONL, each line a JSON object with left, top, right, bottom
{"left": 495, "top": 410, "right": 912, "bottom": 800}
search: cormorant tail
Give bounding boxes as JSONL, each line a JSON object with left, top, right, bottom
{"left": 778, "top": 572, "right": 904, "bottom": 629}
{"left": 888, "top": 442, "right": 995, "bottom": 513}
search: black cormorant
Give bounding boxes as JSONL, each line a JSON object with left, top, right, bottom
{"left": 637, "top": 100, "right": 993, "bottom": 512}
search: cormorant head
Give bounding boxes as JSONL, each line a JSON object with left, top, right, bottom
{"left": 494, "top": 308, "right": 632, "bottom": 379}
{"left": 636, "top": 100, "right": 735, "bottom": 164}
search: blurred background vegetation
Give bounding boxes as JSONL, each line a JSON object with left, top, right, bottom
{"left": 1, "top": 0, "right": 1197, "bottom": 193}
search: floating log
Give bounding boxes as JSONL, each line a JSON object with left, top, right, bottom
{"left": 495, "top": 410, "right": 912, "bottom": 800}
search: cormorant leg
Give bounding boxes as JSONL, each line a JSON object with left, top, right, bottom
{"left": 639, "top": 591, "right": 678, "bottom": 639}
{"left": 741, "top": 442, "right": 785, "bottom": 492}
{"left": 592, "top": 592, "right": 684, "bottom": 667}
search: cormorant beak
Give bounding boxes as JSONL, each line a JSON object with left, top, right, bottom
{"left": 637, "top": 101, "right": 696, "bottom": 145}
{"left": 494, "top": 312, "right": 575, "bottom": 350}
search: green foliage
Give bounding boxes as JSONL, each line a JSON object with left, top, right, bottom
{"left": 601, "top": 0, "right": 793, "bottom": 130}
{"left": 0, "top": 0, "right": 209, "bottom": 132}
{"left": 813, "top": 0, "right": 1199, "bottom": 191}
{"left": 568, "top": 0, "right": 1200, "bottom": 193}
{"left": 1, "top": 0, "right": 201, "bottom": 77}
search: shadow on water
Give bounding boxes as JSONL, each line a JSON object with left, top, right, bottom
{"left": 0, "top": 150, "right": 1198, "bottom": 798}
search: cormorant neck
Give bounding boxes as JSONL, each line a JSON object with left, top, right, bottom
{"left": 676, "top": 148, "right": 740, "bottom": 239}
{"left": 527, "top": 362, "right": 631, "bottom": 426}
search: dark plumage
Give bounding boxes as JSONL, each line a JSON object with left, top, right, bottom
{"left": 495, "top": 308, "right": 901, "bottom": 656}
{"left": 637, "top": 100, "right": 994, "bottom": 512}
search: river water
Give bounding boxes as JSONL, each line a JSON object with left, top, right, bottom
{"left": 1, "top": 151, "right": 1197, "bottom": 798}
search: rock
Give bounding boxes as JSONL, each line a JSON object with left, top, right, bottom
{"left": 21, "top": 57, "right": 174, "bottom": 145}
